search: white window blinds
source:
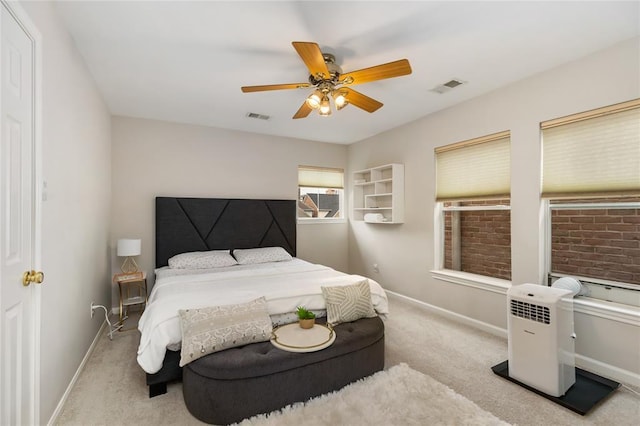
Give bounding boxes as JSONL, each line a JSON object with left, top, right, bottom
{"left": 435, "top": 131, "right": 511, "bottom": 201}
{"left": 298, "top": 166, "right": 344, "bottom": 189}
{"left": 541, "top": 99, "right": 640, "bottom": 198}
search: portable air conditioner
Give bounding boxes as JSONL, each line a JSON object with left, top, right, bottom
{"left": 507, "top": 283, "right": 576, "bottom": 397}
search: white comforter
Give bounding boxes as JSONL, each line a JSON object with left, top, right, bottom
{"left": 137, "top": 259, "right": 389, "bottom": 374}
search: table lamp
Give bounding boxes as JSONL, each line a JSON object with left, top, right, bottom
{"left": 117, "top": 238, "right": 141, "bottom": 273}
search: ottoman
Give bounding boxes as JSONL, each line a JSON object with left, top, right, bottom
{"left": 182, "top": 316, "right": 385, "bottom": 425}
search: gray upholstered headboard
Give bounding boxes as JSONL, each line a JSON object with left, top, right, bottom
{"left": 155, "top": 197, "right": 297, "bottom": 268}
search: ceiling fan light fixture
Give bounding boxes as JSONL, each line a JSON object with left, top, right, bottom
{"left": 319, "top": 96, "right": 332, "bottom": 116}
{"left": 332, "top": 90, "right": 348, "bottom": 109}
{"left": 241, "top": 41, "right": 412, "bottom": 120}
{"left": 306, "top": 90, "right": 322, "bottom": 109}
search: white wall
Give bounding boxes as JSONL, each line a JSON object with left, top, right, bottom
{"left": 348, "top": 38, "right": 640, "bottom": 381}
{"left": 111, "top": 117, "right": 348, "bottom": 307}
{"left": 19, "top": 1, "right": 112, "bottom": 424}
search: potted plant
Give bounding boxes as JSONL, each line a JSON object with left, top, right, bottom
{"left": 296, "top": 306, "right": 316, "bottom": 329}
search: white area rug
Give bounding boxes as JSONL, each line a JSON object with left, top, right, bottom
{"left": 235, "top": 363, "right": 511, "bottom": 426}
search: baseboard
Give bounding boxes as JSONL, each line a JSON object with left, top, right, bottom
{"left": 386, "top": 290, "right": 640, "bottom": 387}
{"left": 575, "top": 354, "right": 640, "bottom": 388}
{"left": 46, "top": 321, "right": 107, "bottom": 426}
{"left": 385, "top": 290, "right": 508, "bottom": 339}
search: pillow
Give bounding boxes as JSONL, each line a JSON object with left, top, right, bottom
{"left": 178, "top": 297, "right": 272, "bottom": 367}
{"left": 232, "top": 247, "right": 292, "bottom": 265}
{"left": 168, "top": 250, "right": 237, "bottom": 269}
{"left": 321, "top": 280, "right": 377, "bottom": 325}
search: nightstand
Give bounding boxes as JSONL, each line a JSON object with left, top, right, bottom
{"left": 114, "top": 271, "right": 147, "bottom": 323}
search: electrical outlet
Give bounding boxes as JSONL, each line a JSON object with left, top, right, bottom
{"left": 373, "top": 263, "right": 379, "bottom": 273}
{"left": 90, "top": 301, "right": 95, "bottom": 318}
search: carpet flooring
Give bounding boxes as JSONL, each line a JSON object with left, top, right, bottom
{"left": 54, "top": 294, "right": 640, "bottom": 425}
{"left": 235, "top": 363, "right": 509, "bottom": 426}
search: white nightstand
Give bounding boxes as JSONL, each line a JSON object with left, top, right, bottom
{"left": 114, "top": 271, "right": 147, "bottom": 323}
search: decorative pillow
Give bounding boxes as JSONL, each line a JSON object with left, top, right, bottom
{"left": 168, "top": 250, "right": 238, "bottom": 269}
{"left": 178, "top": 297, "right": 272, "bottom": 367}
{"left": 232, "top": 247, "right": 292, "bottom": 265}
{"left": 321, "top": 280, "right": 377, "bottom": 325}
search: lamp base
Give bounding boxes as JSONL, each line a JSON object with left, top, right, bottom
{"left": 121, "top": 257, "right": 139, "bottom": 274}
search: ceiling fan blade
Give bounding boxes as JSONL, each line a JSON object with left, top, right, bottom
{"left": 293, "top": 102, "right": 313, "bottom": 119}
{"left": 292, "top": 41, "right": 331, "bottom": 79}
{"left": 340, "top": 59, "right": 412, "bottom": 85}
{"left": 343, "top": 88, "right": 383, "bottom": 113}
{"left": 241, "top": 83, "right": 310, "bottom": 93}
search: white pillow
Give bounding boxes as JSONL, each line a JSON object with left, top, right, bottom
{"left": 168, "top": 250, "right": 238, "bottom": 269}
{"left": 233, "top": 247, "right": 292, "bottom": 265}
{"left": 178, "top": 297, "right": 272, "bottom": 366}
{"left": 321, "top": 280, "right": 377, "bottom": 326}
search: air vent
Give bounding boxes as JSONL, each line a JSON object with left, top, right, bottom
{"left": 510, "top": 300, "right": 551, "bottom": 324}
{"left": 444, "top": 79, "right": 463, "bottom": 88}
{"left": 430, "top": 78, "right": 466, "bottom": 94}
{"left": 246, "top": 112, "right": 270, "bottom": 120}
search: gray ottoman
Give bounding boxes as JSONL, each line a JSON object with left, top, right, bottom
{"left": 182, "top": 316, "right": 385, "bottom": 425}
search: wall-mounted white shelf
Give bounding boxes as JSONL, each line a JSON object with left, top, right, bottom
{"left": 352, "top": 163, "right": 404, "bottom": 224}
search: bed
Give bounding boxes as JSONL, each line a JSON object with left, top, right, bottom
{"left": 138, "top": 197, "right": 389, "bottom": 398}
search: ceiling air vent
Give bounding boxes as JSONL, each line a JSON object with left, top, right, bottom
{"left": 246, "top": 112, "right": 270, "bottom": 120}
{"left": 430, "top": 78, "right": 466, "bottom": 94}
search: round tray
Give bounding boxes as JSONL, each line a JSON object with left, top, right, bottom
{"left": 270, "top": 322, "right": 336, "bottom": 353}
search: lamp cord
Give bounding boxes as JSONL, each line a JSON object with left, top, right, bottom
{"left": 90, "top": 303, "right": 126, "bottom": 340}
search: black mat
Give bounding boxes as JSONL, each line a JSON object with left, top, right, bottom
{"left": 492, "top": 360, "right": 619, "bottom": 415}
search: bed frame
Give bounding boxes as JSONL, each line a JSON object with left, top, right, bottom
{"left": 155, "top": 197, "right": 296, "bottom": 267}
{"left": 146, "top": 197, "right": 297, "bottom": 397}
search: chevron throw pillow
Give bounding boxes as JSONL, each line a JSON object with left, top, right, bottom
{"left": 322, "top": 280, "right": 377, "bottom": 325}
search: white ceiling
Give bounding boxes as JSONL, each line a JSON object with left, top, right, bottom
{"left": 54, "top": 1, "right": 639, "bottom": 145}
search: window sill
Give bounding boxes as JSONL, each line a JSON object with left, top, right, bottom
{"left": 431, "top": 270, "right": 640, "bottom": 326}
{"left": 297, "top": 218, "right": 347, "bottom": 225}
{"left": 431, "top": 269, "right": 511, "bottom": 295}
{"left": 573, "top": 297, "right": 640, "bottom": 327}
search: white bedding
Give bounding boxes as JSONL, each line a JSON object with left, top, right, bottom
{"left": 137, "top": 258, "right": 389, "bottom": 374}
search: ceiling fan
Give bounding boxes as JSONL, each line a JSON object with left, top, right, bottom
{"left": 241, "top": 41, "right": 412, "bottom": 119}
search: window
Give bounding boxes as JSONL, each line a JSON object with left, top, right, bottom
{"left": 542, "top": 99, "right": 640, "bottom": 306}
{"left": 435, "top": 131, "right": 511, "bottom": 282}
{"left": 443, "top": 200, "right": 511, "bottom": 280}
{"left": 298, "top": 166, "right": 344, "bottom": 221}
{"left": 548, "top": 199, "right": 640, "bottom": 306}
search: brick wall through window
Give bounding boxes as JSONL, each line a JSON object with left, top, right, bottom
{"left": 444, "top": 200, "right": 511, "bottom": 280}
{"left": 551, "top": 204, "right": 640, "bottom": 285}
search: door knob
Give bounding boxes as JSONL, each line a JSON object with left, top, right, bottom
{"left": 22, "top": 270, "right": 44, "bottom": 286}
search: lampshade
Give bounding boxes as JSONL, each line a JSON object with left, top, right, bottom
{"left": 306, "top": 90, "right": 322, "bottom": 109}
{"left": 117, "top": 239, "right": 141, "bottom": 257}
{"left": 319, "top": 96, "right": 331, "bottom": 116}
{"left": 332, "top": 90, "right": 348, "bottom": 110}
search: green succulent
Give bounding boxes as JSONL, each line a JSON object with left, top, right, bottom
{"left": 296, "top": 306, "right": 316, "bottom": 320}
